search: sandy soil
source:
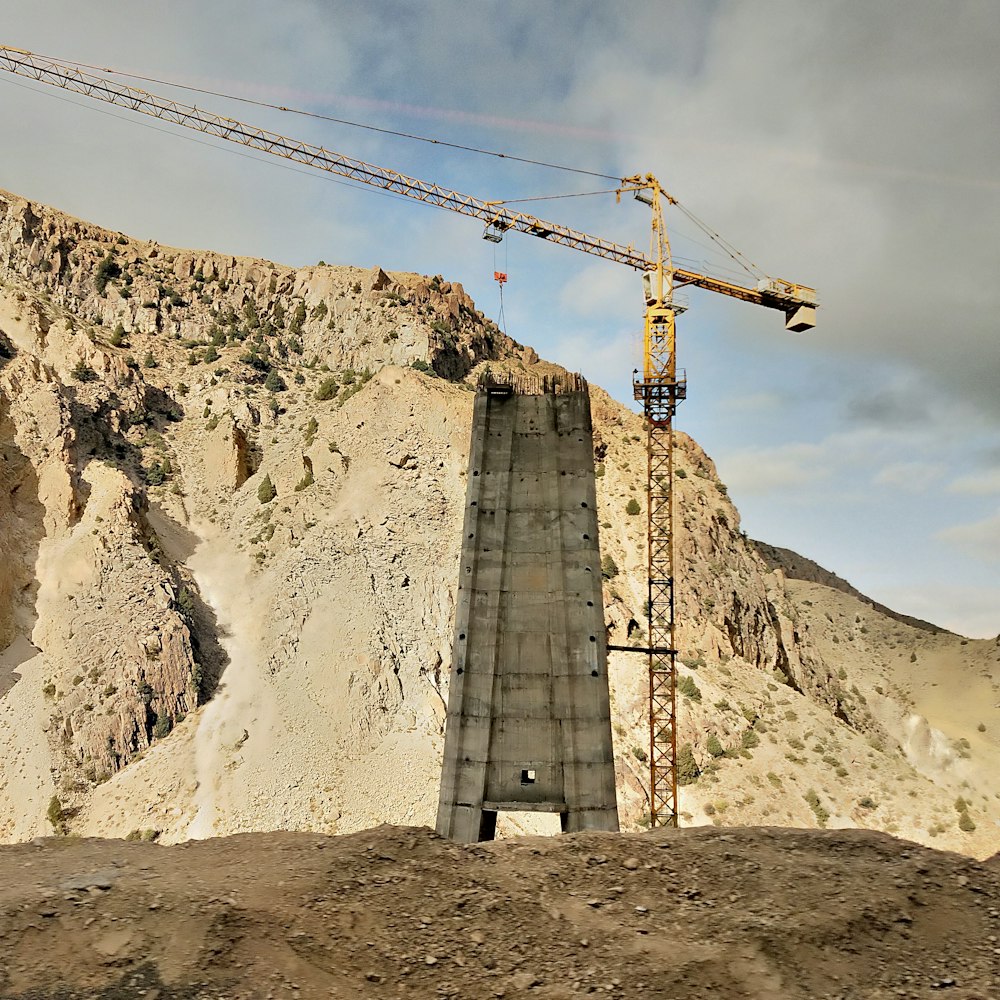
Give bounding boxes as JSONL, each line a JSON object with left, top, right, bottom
{"left": 1, "top": 824, "right": 998, "bottom": 999}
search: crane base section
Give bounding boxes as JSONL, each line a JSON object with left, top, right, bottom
{"left": 436, "top": 373, "right": 619, "bottom": 842}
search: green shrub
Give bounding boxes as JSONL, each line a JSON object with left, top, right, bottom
{"left": 159, "top": 285, "right": 185, "bottom": 308}
{"left": 177, "top": 588, "right": 195, "bottom": 616}
{"left": 676, "top": 744, "right": 700, "bottom": 785}
{"left": 145, "top": 460, "right": 167, "bottom": 486}
{"left": 94, "top": 253, "right": 121, "bottom": 294}
{"left": 858, "top": 796, "right": 877, "bottom": 810}
{"left": 677, "top": 674, "right": 702, "bottom": 702}
{"left": 804, "top": 789, "right": 829, "bottom": 827}
{"left": 152, "top": 714, "right": 172, "bottom": 739}
{"left": 264, "top": 369, "right": 287, "bottom": 392}
{"left": 257, "top": 474, "right": 276, "bottom": 504}
{"left": 707, "top": 734, "right": 725, "bottom": 758}
{"left": 203, "top": 345, "right": 220, "bottom": 363}
{"left": 315, "top": 376, "right": 339, "bottom": 401}
{"left": 958, "top": 810, "right": 976, "bottom": 832}
{"left": 125, "top": 828, "right": 160, "bottom": 842}
{"left": 294, "top": 469, "right": 314, "bottom": 492}
{"left": 47, "top": 795, "right": 68, "bottom": 834}
{"left": 601, "top": 554, "right": 619, "bottom": 579}
{"left": 741, "top": 729, "right": 760, "bottom": 750}
{"left": 109, "top": 323, "right": 126, "bottom": 347}
{"left": 675, "top": 468, "right": 687, "bottom": 479}
{"left": 594, "top": 462, "right": 606, "bottom": 478}
{"left": 625, "top": 498, "right": 641, "bottom": 516}
{"left": 71, "top": 359, "right": 98, "bottom": 382}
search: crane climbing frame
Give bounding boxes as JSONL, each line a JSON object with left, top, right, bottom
{"left": 0, "top": 43, "right": 818, "bottom": 827}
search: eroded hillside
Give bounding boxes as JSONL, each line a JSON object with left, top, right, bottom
{"left": 0, "top": 189, "right": 997, "bottom": 857}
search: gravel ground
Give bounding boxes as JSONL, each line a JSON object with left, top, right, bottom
{"left": 1, "top": 824, "right": 998, "bottom": 999}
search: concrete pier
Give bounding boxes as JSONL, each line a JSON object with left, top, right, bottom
{"left": 436, "top": 372, "right": 619, "bottom": 842}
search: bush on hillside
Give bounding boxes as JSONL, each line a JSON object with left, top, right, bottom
{"left": 257, "top": 474, "right": 276, "bottom": 504}
{"left": 94, "top": 254, "right": 121, "bottom": 294}
{"left": 315, "top": 377, "right": 339, "bottom": 401}
{"left": 264, "top": 369, "right": 286, "bottom": 392}
{"left": 676, "top": 744, "right": 700, "bottom": 785}
{"left": 71, "top": 359, "right": 98, "bottom": 382}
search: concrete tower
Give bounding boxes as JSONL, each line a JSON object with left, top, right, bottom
{"left": 436, "top": 371, "right": 619, "bottom": 842}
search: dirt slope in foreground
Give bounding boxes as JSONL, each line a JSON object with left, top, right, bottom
{"left": 1, "top": 826, "right": 998, "bottom": 1000}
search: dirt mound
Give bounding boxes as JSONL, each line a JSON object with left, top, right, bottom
{"left": 1, "top": 825, "right": 998, "bottom": 999}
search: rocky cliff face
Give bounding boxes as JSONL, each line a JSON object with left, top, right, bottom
{"left": 1, "top": 189, "right": 997, "bottom": 856}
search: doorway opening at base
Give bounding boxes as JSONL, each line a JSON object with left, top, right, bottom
{"left": 491, "top": 810, "right": 563, "bottom": 840}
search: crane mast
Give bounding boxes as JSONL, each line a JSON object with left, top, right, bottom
{"left": 0, "top": 44, "right": 817, "bottom": 827}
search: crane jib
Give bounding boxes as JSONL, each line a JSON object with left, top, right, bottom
{"left": 0, "top": 44, "right": 815, "bottom": 324}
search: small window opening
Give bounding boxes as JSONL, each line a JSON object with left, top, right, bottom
{"left": 520, "top": 769, "right": 536, "bottom": 785}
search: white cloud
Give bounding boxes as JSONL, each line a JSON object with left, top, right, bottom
{"left": 557, "top": 263, "right": 636, "bottom": 320}
{"left": 719, "top": 441, "right": 832, "bottom": 495}
{"left": 719, "top": 425, "right": 925, "bottom": 497}
{"left": 719, "top": 392, "right": 782, "bottom": 414}
{"left": 936, "top": 509, "right": 1000, "bottom": 563}
{"left": 874, "top": 583, "right": 1000, "bottom": 640}
{"left": 873, "top": 461, "right": 946, "bottom": 493}
{"left": 947, "top": 469, "right": 1000, "bottom": 495}
{"left": 548, "top": 326, "right": 638, "bottom": 396}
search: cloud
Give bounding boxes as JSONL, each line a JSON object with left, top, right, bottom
{"left": 719, "top": 425, "right": 929, "bottom": 497}
{"left": 874, "top": 583, "right": 1000, "bottom": 640}
{"left": 719, "top": 391, "right": 782, "bottom": 414}
{"left": 936, "top": 509, "right": 1000, "bottom": 563}
{"left": 847, "top": 379, "right": 933, "bottom": 430}
{"left": 947, "top": 468, "right": 1000, "bottom": 496}
{"left": 873, "top": 461, "right": 946, "bottom": 493}
{"left": 718, "top": 441, "right": 832, "bottom": 495}
{"left": 547, "top": 326, "right": 638, "bottom": 397}
{"left": 557, "top": 263, "right": 636, "bottom": 320}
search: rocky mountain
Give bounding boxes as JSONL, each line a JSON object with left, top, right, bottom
{"left": 1, "top": 188, "right": 997, "bottom": 857}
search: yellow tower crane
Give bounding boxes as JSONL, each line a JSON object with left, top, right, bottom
{"left": 0, "top": 44, "right": 817, "bottom": 827}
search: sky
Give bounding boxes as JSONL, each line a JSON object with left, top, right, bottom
{"left": 1, "top": 1, "right": 998, "bottom": 636}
